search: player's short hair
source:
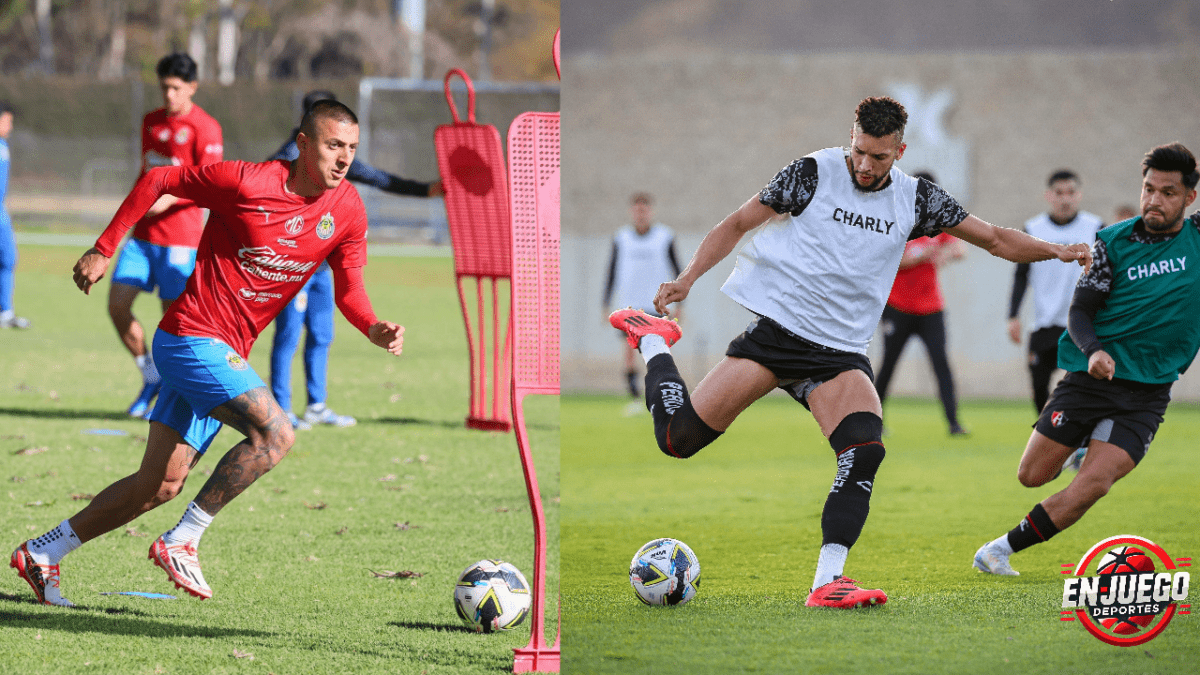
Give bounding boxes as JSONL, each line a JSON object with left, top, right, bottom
{"left": 913, "top": 171, "right": 936, "bottom": 183}
{"left": 630, "top": 192, "right": 653, "bottom": 206}
{"left": 1142, "top": 143, "right": 1199, "bottom": 190}
{"left": 156, "top": 52, "right": 198, "bottom": 82}
{"left": 302, "top": 90, "right": 338, "bottom": 115}
{"left": 1047, "top": 170, "right": 1079, "bottom": 187}
{"left": 0, "top": 100, "right": 12, "bottom": 116}
{"left": 854, "top": 97, "right": 907, "bottom": 144}
{"left": 299, "top": 99, "right": 359, "bottom": 139}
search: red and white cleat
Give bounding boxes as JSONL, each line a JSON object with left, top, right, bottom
{"left": 805, "top": 576, "right": 887, "bottom": 608}
{"left": 10, "top": 542, "right": 74, "bottom": 607}
{"left": 149, "top": 537, "right": 212, "bottom": 599}
{"left": 608, "top": 308, "right": 682, "bottom": 350}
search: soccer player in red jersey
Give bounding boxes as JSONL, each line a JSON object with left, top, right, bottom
{"left": 111, "top": 52, "right": 224, "bottom": 419}
{"left": 10, "top": 100, "right": 404, "bottom": 606}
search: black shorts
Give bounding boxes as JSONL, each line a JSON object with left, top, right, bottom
{"left": 725, "top": 316, "right": 874, "bottom": 410}
{"left": 1034, "top": 371, "right": 1172, "bottom": 465}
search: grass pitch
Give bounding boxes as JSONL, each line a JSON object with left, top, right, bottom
{"left": 0, "top": 244, "right": 558, "bottom": 674}
{"left": 562, "top": 393, "right": 1199, "bottom": 674}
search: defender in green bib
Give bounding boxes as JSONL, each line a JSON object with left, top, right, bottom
{"left": 975, "top": 143, "right": 1199, "bottom": 576}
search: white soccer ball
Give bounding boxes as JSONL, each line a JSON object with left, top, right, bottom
{"left": 629, "top": 538, "right": 701, "bottom": 606}
{"left": 453, "top": 559, "right": 532, "bottom": 633}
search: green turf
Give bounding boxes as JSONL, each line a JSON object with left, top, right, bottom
{"left": 562, "top": 393, "right": 1199, "bottom": 674}
{"left": 0, "top": 245, "right": 558, "bottom": 674}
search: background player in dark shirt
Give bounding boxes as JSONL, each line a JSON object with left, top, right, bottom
{"left": 267, "top": 90, "right": 442, "bottom": 429}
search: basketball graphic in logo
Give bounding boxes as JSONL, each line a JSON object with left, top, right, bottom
{"left": 1095, "top": 547, "right": 1158, "bottom": 634}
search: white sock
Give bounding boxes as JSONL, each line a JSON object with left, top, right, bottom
{"left": 0, "top": 309, "right": 13, "bottom": 322}
{"left": 989, "top": 534, "right": 1014, "bottom": 556}
{"left": 307, "top": 402, "right": 327, "bottom": 413}
{"left": 29, "top": 519, "right": 83, "bottom": 564}
{"left": 638, "top": 334, "right": 670, "bottom": 364}
{"left": 136, "top": 354, "right": 161, "bottom": 384}
{"left": 162, "top": 502, "right": 214, "bottom": 545}
{"left": 812, "top": 543, "right": 849, "bottom": 591}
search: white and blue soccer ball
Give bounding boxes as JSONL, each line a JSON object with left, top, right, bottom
{"left": 629, "top": 538, "right": 701, "bottom": 606}
{"left": 454, "top": 559, "right": 532, "bottom": 633}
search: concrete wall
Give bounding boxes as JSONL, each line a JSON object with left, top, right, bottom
{"left": 561, "top": 49, "right": 1200, "bottom": 399}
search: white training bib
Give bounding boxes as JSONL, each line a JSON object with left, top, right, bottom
{"left": 611, "top": 223, "right": 676, "bottom": 313}
{"left": 1024, "top": 211, "right": 1105, "bottom": 330}
{"left": 722, "top": 147, "right": 920, "bottom": 354}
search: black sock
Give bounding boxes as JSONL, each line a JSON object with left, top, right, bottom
{"left": 644, "top": 354, "right": 720, "bottom": 458}
{"left": 821, "top": 412, "right": 886, "bottom": 548}
{"left": 625, "top": 370, "right": 639, "bottom": 397}
{"left": 1005, "top": 503, "right": 1061, "bottom": 553}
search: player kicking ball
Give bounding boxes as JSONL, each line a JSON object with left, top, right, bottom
{"left": 974, "top": 143, "right": 1198, "bottom": 576}
{"left": 11, "top": 100, "right": 404, "bottom": 606}
{"left": 611, "top": 96, "right": 1092, "bottom": 609}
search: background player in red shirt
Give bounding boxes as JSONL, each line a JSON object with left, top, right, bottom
{"left": 11, "top": 100, "right": 404, "bottom": 607}
{"left": 110, "top": 52, "right": 224, "bottom": 418}
{"left": 873, "top": 171, "right": 969, "bottom": 436}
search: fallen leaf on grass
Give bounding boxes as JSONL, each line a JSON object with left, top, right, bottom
{"left": 232, "top": 649, "right": 254, "bottom": 660}
{"left": 125, "top": 528, "right": 147, "bottom": 537}
{"left": 10, "top": 476, "right": 24, "bottom": 483}
{"left": 369, "top": 569, "right": 423, "bottom": 579}
{"left": 131, "top": 435, "right": 148, "bottom": 444}
{"left": 389, "top": 393, "right": 401, "bottom": 403}
{"left": 417, "top": 455, "right": 428, "bottom": 463}
{"left": 0, "top": 434, "right": 25, "bottom": 440}
{"left": 334, "top": 526, "right": 349, "bottom": 535}
{"left": 385, "top": 485, "right": 407, "bottom": 492}
{"left": 271, "top": 488, "right": 286, "bottom": 494}
{"left": 378, "top": 474, "right": 397, "bottom": 482}
{"left": 303, "top": 501, "right": 327, "bottom": 510}
{"left": 14, "top": 446, "right": 48, "bottom": 456}
{"left": 37, "top": 470, "right": 58, "bottom": 478}
{"left": 71, "top": 493, "right": 95, "bottom": 501}
{"left": 48, "top": 391, "right": 59, "bottom": 401}
{"left": 304, "top": 555, "right": 319, "bottom": 562}
{"left": 24, "top": 500, "right": 55, "bottom": 507}
{"left": 495, "top": 507, "right": 509, "bottom": 513}
{"left": 393, "top": 521, "right": 420, "bottom": 531}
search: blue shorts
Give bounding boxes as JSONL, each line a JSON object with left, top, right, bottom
{"left": 148, "top": 330, "right": 266, "bottom": 453}
{"left": 112, "top": 239, "right": 197, "bottom": 300}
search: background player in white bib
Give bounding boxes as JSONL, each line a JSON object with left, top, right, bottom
{"left": 611, "top": 96, "right": 1093, "bottom": 609}
{"left": 1007, "top": 170, "right": 1105, "bottom": 414}
{"left": 603, "top": 192, "right": 681, "bottom": 400}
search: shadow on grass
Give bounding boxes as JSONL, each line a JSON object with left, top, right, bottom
{"left": 0, "top": 596, "right": 275, "bottom": 639}
{"left": 0, "top": 406, "right": 134, "bottom": 423}
{"left": 388, "top": 619, "right": 483, "bottom": 634}
{"left": 372, "top": 416, "right": 559, "bottom": 432}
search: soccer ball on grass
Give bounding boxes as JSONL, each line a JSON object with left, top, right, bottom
{"left": 453, "top": 559, "right": 532, "bottom": 633}
{"left": 629, "top": 538, "right": 701, "bottom": 606}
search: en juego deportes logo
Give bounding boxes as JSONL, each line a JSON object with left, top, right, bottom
{"left": 1060, "top": 535, "right": 1191, "bottom": 646}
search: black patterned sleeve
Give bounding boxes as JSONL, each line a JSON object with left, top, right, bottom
{"left": 1076, "top": 238, "right": 1113, "bottom": 293}
{"left": 910, "top": 178, "right": 970, "bottom": 240}
{"left": 758, "top": 158, "right": 819, "bottom": 216}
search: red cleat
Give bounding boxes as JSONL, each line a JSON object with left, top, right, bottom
{"left": 805, "top": 576, "right": 887, "bottom": 608}
{"left": 149, "top": 537, "right": 212, "bottom": 599}
{"left": 609, "top": 308, "right": 682, "bottom": 350}
{"left": 11, "top": 542, "right": 74, "bottom": 607}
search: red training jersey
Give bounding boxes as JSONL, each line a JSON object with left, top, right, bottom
{"left": 95, "top": 160, "right": 375, "bottom": 358}
{"left": 887, "top": 232, "right": 955, "bottom": 315}
{"left": 132, "top": 104, "right": 224, "bottom": 248}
